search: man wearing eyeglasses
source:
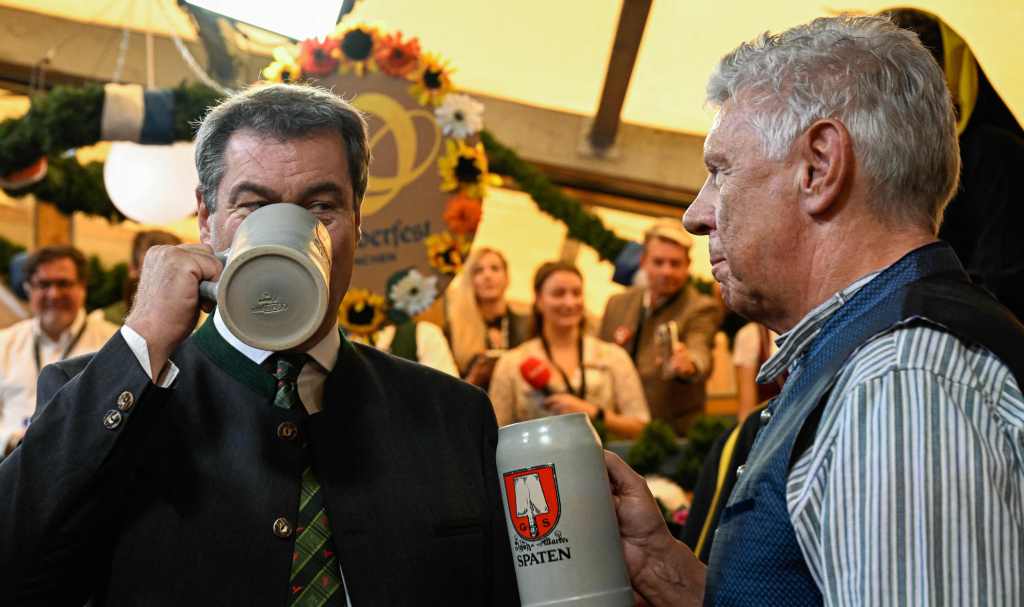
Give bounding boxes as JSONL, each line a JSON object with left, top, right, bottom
{"left": 0, "top": 245, "right": 117, "bottom": 457}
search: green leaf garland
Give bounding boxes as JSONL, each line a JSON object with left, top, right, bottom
{"left": 480, "top": 130, "right": 628, "bottom": 262}
{"left": 0, "top": 83, "right": 629, "bottom": 264}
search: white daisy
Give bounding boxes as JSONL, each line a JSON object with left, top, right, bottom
{"left": 389, "top": 269, "right": 438, "bottom": 316}
{"left": 644, "top": 475, "right": 689, "bottom": 512}
{"left": 435, "top": 94, "right": 484, "bottom": 139}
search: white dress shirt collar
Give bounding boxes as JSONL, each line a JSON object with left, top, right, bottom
{"left": 212, "top": 308, "right": 339, "bottom": 373}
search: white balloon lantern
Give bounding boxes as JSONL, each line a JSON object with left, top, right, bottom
{"left": 104, "top": 141, "right": 199, "bottom": 224}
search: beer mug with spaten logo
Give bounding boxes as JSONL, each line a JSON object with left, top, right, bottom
{"left": 496, "top": 413, "right": 632, "bottom": 607}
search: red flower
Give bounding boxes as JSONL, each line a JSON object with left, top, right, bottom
{"left": 299, "top": 38, "right": 340, "bottom": 76}
{"left": 375, "top": 32, "right": 421, "bottom": 77}
{"left": 443, "top": 194, "right": 483, "bottom": 235}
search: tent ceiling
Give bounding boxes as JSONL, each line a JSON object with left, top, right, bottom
{"left": 4, "top": 0, "right": 1022, "bottom": 134}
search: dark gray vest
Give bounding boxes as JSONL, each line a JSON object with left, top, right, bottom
{"left": 705, "top": 242, "right": 1024, "bottom": 606}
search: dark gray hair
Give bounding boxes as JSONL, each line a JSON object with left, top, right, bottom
{"left": 24, "top": 245, "right": 88, "bottom": 284}
{"left": 706, "top": 15, "right": 960, "bottom": 233}
{"left": 193, "top": 83, "right": 370, "bottom": 212}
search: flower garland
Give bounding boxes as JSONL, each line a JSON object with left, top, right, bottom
{"left": 5, "top": 153, "right": 125, "bottom": 223}
{"left": 0, "top": 42, "right": 634, "bottom": 325}
{"left": 480, "top": 130, "right": 628, "bottom": 263}
{"left": 262, "top": 23, "right": 499, "bottom": 334}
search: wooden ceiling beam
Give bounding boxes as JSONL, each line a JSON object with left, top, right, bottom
{"left": 588, "top": 0, "right": 653, "bottom": 152}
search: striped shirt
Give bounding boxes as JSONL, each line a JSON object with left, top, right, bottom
{"left": 758, "top": 273, "right": 1024, "bottom": 606}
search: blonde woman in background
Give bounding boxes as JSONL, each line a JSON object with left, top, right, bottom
{"left": 445, "top": 247, "right": 531, "bottom": 389}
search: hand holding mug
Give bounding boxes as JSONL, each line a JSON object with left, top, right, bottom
{"left": 603, "top": 451, "right": 705, "bottom": 607}
{"left": 126, "top": 244, "right": 223, "bottom": 380}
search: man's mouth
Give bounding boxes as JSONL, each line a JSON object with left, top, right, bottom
{"left": 710, "top": 257, "right": 728, "bottom": 281}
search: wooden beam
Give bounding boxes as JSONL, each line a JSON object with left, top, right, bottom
{"left": 588, "top": 0, "right": 653, "bottom": 151}
{"left": 0, "top": 4, "right": 707, "bottom": 208}
{"left": 34, "top": 201, "right": 72, "bottom": 247}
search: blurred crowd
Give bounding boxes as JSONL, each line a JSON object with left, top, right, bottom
{"left": 0, "top": 216, "right": 773, "bottom": 458}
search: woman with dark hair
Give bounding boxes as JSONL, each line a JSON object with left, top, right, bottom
{"left": 488, "top": 261, "right": 649, "bottom": 438}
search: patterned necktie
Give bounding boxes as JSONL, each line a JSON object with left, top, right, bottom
{"left": 269, "top": 353, "right": 346, "bottom": 606}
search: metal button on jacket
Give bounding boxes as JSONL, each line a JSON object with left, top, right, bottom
{"left": 760, "top": 408, "right": 772, "bottom": 425}
{"left": 277, "top": 422, "right": 298, "bottom": 441}
{"left": 736, "top": 464, "right": 747, "bottom": 478}
{"left": 117, "top": 391, "right": 135, "bottom": 412}
{"left": 102, "top": 410, "right": 123, "bottom": 430}
{"left": 273, "top": 517, "right": 293, "bottom": 538}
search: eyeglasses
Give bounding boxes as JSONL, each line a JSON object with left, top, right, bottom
{"left": 27, "top": 279, "right": 81, "bottom": 292}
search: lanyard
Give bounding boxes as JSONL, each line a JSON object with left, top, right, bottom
{"left": 34, "top": 317, "right": 89, "bottom": 375}
{"left": 539, "top": 333, "right": 587, "bottom": 400}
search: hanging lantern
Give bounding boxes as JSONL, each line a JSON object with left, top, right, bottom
{"left": 104, "top": 142, "right": 199, "bottom": 224}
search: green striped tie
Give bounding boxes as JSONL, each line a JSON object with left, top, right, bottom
{"left": 269, "top": 354, "right": 346, "bottom": 606}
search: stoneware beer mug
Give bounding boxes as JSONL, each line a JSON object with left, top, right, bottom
{"left": 199, "top": 204, "right": 331, "bottom": 351}
{"left": 497, "top": 413, "right": 632, "bottom": 606}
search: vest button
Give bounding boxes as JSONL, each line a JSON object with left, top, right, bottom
{"left": 760, "top": 408, "right": 772, "bottom": 425}
{"left": 736, "top": 464, "right": 747, "bottom": 478}
{"left": 277, "top": 422, "right": 299, "bottom": 441}
{"left": 273, "top": 517, "right": 293, "bottom": 538}
{"left": 102, "top": 410, "right": 122, "bottom": 430}
{"left": 116, "top": 391, "right": 135, "bottom": 412}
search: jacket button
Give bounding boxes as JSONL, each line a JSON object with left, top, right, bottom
{"left": 102, "top": 410, "right": 123, "bottom": 430}
{"left": 759, "top": 408, "right": 772, "bottom": 425}
{"left": 736, "top": 464, "right": 747, "bottom": 478}
{"left": 277, "top": 422, "right": 298, "bottom": 441}
{"left": 273, "top": 517, "right": 292, "bottom": 538}
{"left": 117, "top": 391, "right": 135, "bottom": 412}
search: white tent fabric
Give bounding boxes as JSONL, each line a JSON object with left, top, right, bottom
{"left": 5, "top": 0, "right": 1022, "bottom": 135}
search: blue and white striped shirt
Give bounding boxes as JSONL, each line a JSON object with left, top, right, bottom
{"left": 758, "top": 273, "right": 1024, "bottom": 606}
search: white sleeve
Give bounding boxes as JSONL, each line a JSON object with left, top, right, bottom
{"left": 732, "top": 322, "right": 762, "bottom": 368}
{"left": 606, "top": 343, "right": 651, "bottom": 422}
{"left": 119, "top": 325, "right": 179, "bottom": 387}
{"left": 415, "top": 322, "right": 459, "bottom": 377}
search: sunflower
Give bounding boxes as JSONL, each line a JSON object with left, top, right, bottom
{"left": 438, "top": 140, "right": 499, "bottom": 199}
{"left": 375, "top": 31, "right": 421, "bottom": 78}
{"left": 338, "top": 288, "right": 387, "bottom": 336}
{"left": 333, "top": 25, "right": 379, "bottom": 76}
{"left": 443, "top": 194, "right": 483, "bottom": 235}
{"left": 298, "top": 38, "right": 340, "bottom": 77}
{"left": 425, "top": 231, "right": 471, "bottom": 275}
{"left": 262, "top": 47, "right": 302, "bottom": 83}
{"left": 409, "top": 53, "right": 453, "bottom": 106}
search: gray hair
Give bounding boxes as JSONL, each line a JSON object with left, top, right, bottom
{"left": 706, "top": 15, "right": 960, "bottom": 232}
{"left": 193, "top": 83, "right": 370, "bottom": 212}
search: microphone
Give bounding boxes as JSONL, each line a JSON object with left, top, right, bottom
{"left": 519, "top": 357, "right": 553, "bottom": 396}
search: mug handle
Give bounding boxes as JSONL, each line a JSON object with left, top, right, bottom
{"left": 198, "top": 251, "right": 229, "bottom": 303}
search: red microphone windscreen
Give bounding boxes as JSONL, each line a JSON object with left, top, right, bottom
{"left": 519, "top": 357, "right": 552, "bottom": 391}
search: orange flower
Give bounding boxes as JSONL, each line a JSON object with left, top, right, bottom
{"left": 443, "top": 194, "right": 483, "bottom": 234}
{"left": 298, "top": 38, "right": 340, "bottom": 76}
{"left": 375, "top": 32, "right": 421, "bottom": 77}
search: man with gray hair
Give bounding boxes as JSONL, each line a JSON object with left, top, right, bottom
{"left": 604, "top": 15, "right": 1024, "bottom": 606}
{"left": 1, "top": 84, "right": 518, "bottom": 605}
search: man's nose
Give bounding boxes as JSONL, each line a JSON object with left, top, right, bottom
{"left": 683, "top": 180, "right": 715, "bottom": 236}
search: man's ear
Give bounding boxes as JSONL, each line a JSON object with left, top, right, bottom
{"left": 197, "top": 188, "right": 212, "bottom": 246}
{"left": 795, "top": 118, "right": 853, "bottom": 217}
{"left": 353, "top": 200, "right": 362, "bottom": 244}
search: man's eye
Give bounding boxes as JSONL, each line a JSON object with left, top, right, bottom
{"left": 310, "top": 202, "right": 335, "bottom": 213}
